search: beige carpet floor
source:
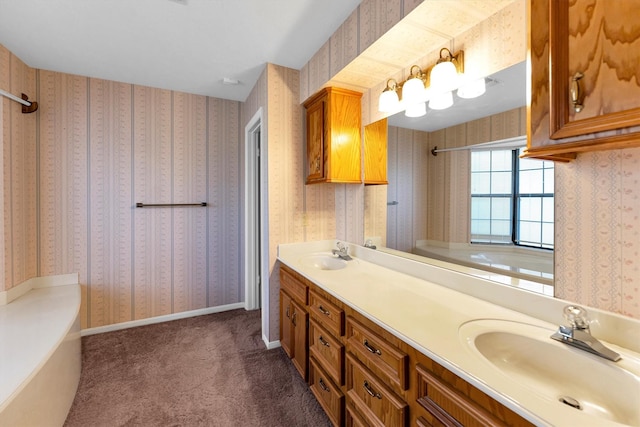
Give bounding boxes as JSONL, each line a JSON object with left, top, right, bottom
{"left": 64, "top": 309, "right": 331, "bottom": 427}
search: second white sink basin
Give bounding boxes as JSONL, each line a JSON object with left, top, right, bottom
{"left": 459, "top": 319, "right": 640, "bottom": 426}
{"left": 299, "top": 253, "right": 348, "bottom": 270}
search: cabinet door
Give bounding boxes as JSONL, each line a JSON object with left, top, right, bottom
{"left": 280, "top": 290, "right": 293, "bottom": 358}
{"left": 364, "top": 117, "right": 388, "bottom": 185}
{"left": 291, "top": 299, "right": 308, "bottom": 379}
{"left": 306, "top": 99, "right": 325, "bottom": 182}
{"left": 550, "top": 0, "right": 640, "bottom": 140}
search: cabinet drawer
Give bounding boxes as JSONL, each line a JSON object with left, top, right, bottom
{"left": 416, "top": 364, "right": 503, "bottom": 427}
{"left": 346, "top": 402, "right": 375, "bottom": 427}
{"left": 346, "top": 317, "right": 408, "bottom": 391}
{"left": 309, "top": 357, "right": 344, "bottom": 427}
{"left": 346, "top": 354, "right": 408, "bottom": 427}
{"left": 309, "top": 318, "right": 344, "bottom": 385}
{"left": 309, "top": 289, "right": 344, "bottom": 337}
{"left": 280, "top": 266, "right": 308, "bottom": 305}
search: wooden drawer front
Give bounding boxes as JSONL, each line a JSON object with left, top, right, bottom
{"left": 280, "top": 267, "right": 308, "bottom": 305}
{"left": 346, "top": 402, "right": 377, "bottom": 427}
{"left": 309, "top": 357, "right": 344, "bottom": 427}
{"left": 416, "top": 364, "right": 503, "bottom": 427}
{"left": 346, "top": 354, "right": 408, "bottom": 427}
{"left": 309, "top": 289, "right": 344, "bottom": 337}
{"left": 309, "top": 318, "right": 344, "bottom": 385}
{"left": 346, "top": 317, "right": 408, "bottom": 391}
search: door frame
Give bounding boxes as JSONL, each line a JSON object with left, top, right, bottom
{"left": 244, "top": 108, "right": 270, "bottom": 343}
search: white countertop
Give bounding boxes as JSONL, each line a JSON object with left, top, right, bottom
{"left": 277, "top": 240, "right": 640, "bottom": 427}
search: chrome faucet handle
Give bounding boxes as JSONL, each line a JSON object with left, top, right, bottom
{"left": 563, "top": 305, "right": 591, "bottom": 331}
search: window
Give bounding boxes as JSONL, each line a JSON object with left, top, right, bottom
{"left": 470, "top": 148, "right": 554, "bottom": 249}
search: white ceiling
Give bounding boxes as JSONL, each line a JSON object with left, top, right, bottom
{"left": 0, "top": 0, "right": 361, "bottom": 101}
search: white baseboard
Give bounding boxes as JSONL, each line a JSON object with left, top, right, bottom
{"left": 263, "top": 335, "right": 281, "bottom": 350}
{"left": 81, "top": 303, "right": 246, "bottom": 336}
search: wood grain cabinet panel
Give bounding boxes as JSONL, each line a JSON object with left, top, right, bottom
{"left": 346, "top": 354, "right": 408, "bottom": 427}
{"left": 309, "top": 318, "right": 345, "bottom": 386}
{"left": 309, "top": 289, "right": 345, "bottom": 337}
{"left": 291, "top": 299, "right": 309, "bottom": 379}
{"left": 346, "top": 316, "right": 408, "bottom": 392}
{"left": 414, "top": 362, "right": 534, "bottom": 427}
{"left": 280, "top": 267, "right": 308, "bottom": 306}
{"left": 279, "top": 266, "right": 309, "bottom": 381}
{"left": 279, "top": 290, "right": 293, "bottom": 358}
{"left": 346, "top": 403, "right": 371, "bottom": 427}
{"left": 303, "top": 87, "right": 362, "bottom": 184}
{"left": 310, "top": 356, "right": 345, "bottom": 427}
{"left": 526, "top": 0, "right": 640, "bottom": 160}
{"left": 364, "top": 117, "right": 388, "bottom": 185}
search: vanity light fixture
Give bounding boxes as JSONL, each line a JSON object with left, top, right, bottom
{"left": 430, "top": 48, "right": 464, "bottom": 93}
{"left": 429, "top": 91, "right": 453, "bottom": 110}
{"left": 378, "top": 79, "right": 401, "bottom": 112}
{"left": 405, "top": 101, "right": 427, "bottom": 117}
{"left": 401, "top": 65, "right": 428, "bottom": 106}
{"left": 377, "top": 47, "right": 475, "bottom": 117}
{"left": 457, "top": 76, "right": 487, "bottom": 99}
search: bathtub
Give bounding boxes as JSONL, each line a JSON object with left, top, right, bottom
{"left": 0, "top": 274, "right": 81, "bottom": 427}
{"left": 413, "top": 241, "right": 553, "bottom": 287}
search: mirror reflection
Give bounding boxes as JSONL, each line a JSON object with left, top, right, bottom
{"left": 364, "top": 61, "right": 555, "bottom": 295}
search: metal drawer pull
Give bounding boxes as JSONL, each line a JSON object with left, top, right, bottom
{"left": 363, "top": 380, "right": 382, "bottom": 399}
{"left": 318, "top": 305, "right": 330, "bottom": 316}
{"left": 319, "top": 378, "right": 330, "bottom": 392}
{"left": 286, "top": 306, "right": 290, "bottom": 318}
{"left": 571, "top": 71, "right": 584, "bottom": 113}
{"left": 319, "top": 336, "right": 331, "bottom": 347}
{"left": 363, "top": 339, "right": 382, "bottom": 356}
{"left": 291, "top": 311, "right": 297, "bottom": 327}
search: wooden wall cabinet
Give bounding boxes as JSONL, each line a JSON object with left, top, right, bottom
{"left": 525, "top": 0, "right": 640, "bottom": 161}
{"left": 364, "top": 117, "right": 388, "bottom": 185}
{"left": 303, "top": 87, "right": 362, "bottom": 184}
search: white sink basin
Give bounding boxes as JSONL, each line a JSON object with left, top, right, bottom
{"left": 459, "top": 319, "right": 640, "bottom": 426}
{"left": 299, "top": 253, "right": 348, "bottom": 270}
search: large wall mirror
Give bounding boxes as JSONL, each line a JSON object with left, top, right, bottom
{"left": 364, "top": 61, "right": 555, "bottom": 296}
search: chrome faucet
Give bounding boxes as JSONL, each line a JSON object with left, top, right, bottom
{"left": 332, "top": 242, "right": 352, "bottom": 261}
{"left": 551, "top": 305, "right": 621, "bottom": 362}
{"left": 364, "top": 239, "right": 377, "bottom": 250}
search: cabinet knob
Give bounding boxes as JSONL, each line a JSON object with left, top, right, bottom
{"left": 570, "top": 72, "right": 584, "bottom": 113}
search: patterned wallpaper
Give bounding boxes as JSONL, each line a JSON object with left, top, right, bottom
{"left": 555, "top": 148, "right": 640, "bottom": 318}
{"left": 35, "top": 70, "right": 243, "bottom": 329}
{"left": 0, "top": 45, "right": 38, "bottom": 292}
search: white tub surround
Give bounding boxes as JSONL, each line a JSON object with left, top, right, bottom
{"left": 277, "top": 240, "right": 640, "bottom": 427}
{"left": 414, "top": 240, "right": 554, "bottom": 287}
{"left": 0, "top": 274, "right": 81, "bottom": 427}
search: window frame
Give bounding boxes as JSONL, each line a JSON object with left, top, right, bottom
{"left": 470, "top": 148, "right": 554, "bottom": 250}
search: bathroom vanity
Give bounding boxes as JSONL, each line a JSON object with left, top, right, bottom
{"left": 277, "top": 241, "right": 640, "bottom": 427}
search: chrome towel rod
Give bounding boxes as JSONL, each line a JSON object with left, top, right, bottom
{"left": 136, "top": 202, "right": 207, "bottom": 208}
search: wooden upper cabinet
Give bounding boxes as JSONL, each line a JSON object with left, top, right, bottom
{"left": 525, "top": 0, "right": 640, "bottom": 161}
{"left": 304, "top": 87, "right": 362, "bottom": 184}
{"left": 364, "top": 118, "right": 388, "bottom": 185}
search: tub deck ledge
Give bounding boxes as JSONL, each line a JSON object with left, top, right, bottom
{"left": 0, "top": 274, "right": 81, "bottom": 427}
